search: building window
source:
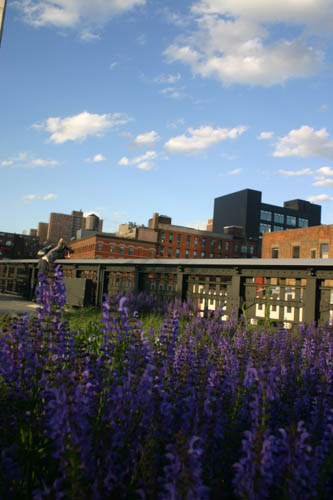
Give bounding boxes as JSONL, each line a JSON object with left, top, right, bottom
{"left": 249, "top": 246, "right": 254, "bottom": 255}
{"left": 193, "top": 250, "right": 197, "bottom": 258}
{"left": 201, "top": 251, "right": 205, "bottom": 258}
{"left": 292, "top": 246, "right": 300, "bottom": 258}
{"left": 177, "top": 234, "right": 181, "bottom": 244}
{"left": 260, "top": 210, "right": 272, "bottom": 221}
{"left": 202, "top": 238, "right": 206, "bottom": 248}
{"left": 259, "top": 223, "right": 271, "bottom": 234}
{"left": 97, "top": 242, "right": 102, "bottom": 251}
{"left": 241, "top": 245, "right": 247, "bottom": 254}
{"left": 273, "top": 226, "right": 284, "bottom": 232}
{"left": 185, "top": 249, "right": 189, "bottom": 258}
{"left": 186, "top": 235, "right": 191, "bottom": 245}
{"left": 286, "top": 215, "right": 297, "bottom": 226}
{"left": 119, "top": 245, "right": 124, "bottom": 255}
{"left": 194, "top": 237, "right": 198, "bottom": 247}
{"left": 168, "top": 247, "right": 172, "bottom": 257}
{"left": 159, "top": 247, "right": 164, "bottom": 256}
{"left": 272, "top": 247, "right": 279, "bottom": 258}
{"left": 176, "top": 248, "right": 180, "bottom": 257}
{"left": 110, "top": 244, "right": 114, "bottom": 253}
{"left": 311, "top": 249, "right": 316, "bottom": 258}
{"left": 217, "top": 240, "right": 222, "bottom": 250}
{"left": 234, "top": 244, "right": 239, "bottom": 253}
{"left": 128, "top": 247, "right": 133, "bottom": 256}
{"left": 298, "top": 218, "right": 308, "bottom": 228}
{"left": 274, "top": 213, "right": 284, "bottom": 224}
{"left": 225, "top": 241, "right": 230, "bottom": 251}
{"left": 160, "top": 231, "right": 165, "bottom": 242}
{"left": 210, "top": 252, "right": 214, "bottom": 258}
{"left": 320, "top": 244, "right": 329, "bottom": 259}
{"left": 217, "top": 253, "right": 221, "bottom": 258}
{"left": 211, "top": 239, "right": 215, "bottom": 248}
{"left": 169, "top": 233, "right": 173, "bottom": 243}
{"left": 150, "top": 249, "right": 154, "bottom": 258}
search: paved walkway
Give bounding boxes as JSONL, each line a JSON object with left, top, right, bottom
{"left": 0, "top": 293, "right": 39, "bottom": 315}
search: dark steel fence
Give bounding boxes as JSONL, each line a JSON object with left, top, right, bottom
{"left": 1, "top": 258, "right": 333, "bottom": 328}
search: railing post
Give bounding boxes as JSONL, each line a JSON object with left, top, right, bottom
{"left": 133, "top": 266, "right": 140, "bottom": 294}
{"left": 176, "top": 265, "right": 184, "bottom": 301}
{"left": 227, "top": 267, "right": 244, "bottom": 319}
{"left": 303, "top": 273, "right": 319, "bottom": 325}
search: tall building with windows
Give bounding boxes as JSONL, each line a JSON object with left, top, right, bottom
{"left": 213, "top": 189, "right": 321, "bottom": 244}
{"left": 46, "top": 211, "right": 103, "bottom": 243}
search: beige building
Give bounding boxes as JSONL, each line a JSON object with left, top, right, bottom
{"left": 46, "top": 210, "right": 103, "bottom": 244}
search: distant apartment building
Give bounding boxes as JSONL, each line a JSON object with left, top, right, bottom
{"left": 262, "top": 225, "right": 333, "bottom": 259}
{"left": 71, "top": 212, "right": 258, "bottom": 260}
{"left": 46, "top": 210, "right": 103, "bottom": 243}
{"left": 71, "top": 233, "right": 156, "bottom": 259}
{"left": 0, "top": 231, "right": 39, "bottom": 259}
{"left": 148, "top": 213, "right": 258, "bottom": 259}
{"left": 212, "top": 189, "right": 321, "bottom": 247}
{"left": 37, "top": 222, "right": 49, "bottom": 244}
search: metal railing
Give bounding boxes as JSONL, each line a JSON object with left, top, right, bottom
{"left": 1, "top": 258, "right": 333, "bottom": 328}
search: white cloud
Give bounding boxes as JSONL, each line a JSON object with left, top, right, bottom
{"left": 317, "top": 166, "right": 333, "bottom": 176}
{"left": 258, "top": 131, "right": 274, "bottom": 140}
{"left": 110, "top": 62, "right": 119, "bottom": 71}
{"left": 312, "top": 178, "right": 333, "bottom": 187}
{"left": 278, "top": 168, "right": 312, "bottom": 177}
{"left": 137, "top": 161, "right": 154, "bottom": 171}
{"left": 164, "top": 125, "right": 247, "bottom": 155}
{"left": 307, "top": 194, "right": 333, "bottom": 203}
{"left": 22, "top": 193, "right": 57, "bottom": 202}
{"left": 14, "top": 0, "right": 146, "bottom": 31}
{"left": 154, "top": 73, "right": 181, "bottom": 84}
{"left": 34, "top": 111, "right": 131, "bottom": 144}
{"left": 160, "top": 87, "right": 184, "bottom": 99}
{"left": 114, "top": 211, "right": 125, "bottom": 217}
{"left": 167, "top": 118, "right": 186, "bottom": 129}
{"left": 133, "top": 131, "right": 160, "bottom": 147}
{"left": 80, "top": 29, "right": 100, "bottom": 42}
{"left": 228, "top": 168, "right": 241, "bottom": 175}
{"left": 118, "top": 157, "right": 129, "bottom": 166}
{"left": 118, "top": 150, "right": 157, "bottom": 170}
{"left": 86, "top": 153, "right": 106, "bottom": 162}
{"left": 273, "top": 126, "right": 333, "bottom": 159}
{"left": 1, "top": 152, "right": 59, "bottom": 168}
{"left": 164, "top": 0, "right": 327, "bottom": 86}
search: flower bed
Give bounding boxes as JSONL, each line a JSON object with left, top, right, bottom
{"left": 1, "top": 266, "right": 333, "bottom": 499}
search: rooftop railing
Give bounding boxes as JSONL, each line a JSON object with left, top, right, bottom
{"left": 1, "top": 258, "right": 333, "bottom": 329}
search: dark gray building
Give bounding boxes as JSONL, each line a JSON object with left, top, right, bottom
{"left": 213, "top": 189, "right": 321, "bottom": 241}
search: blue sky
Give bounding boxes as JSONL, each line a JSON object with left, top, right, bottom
{"left": 1, "top": 0, "right": 333, "bottom": 234}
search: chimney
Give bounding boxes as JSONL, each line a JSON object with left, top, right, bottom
{"left": 152, "top": 212, "right": 159, "bottom": 230}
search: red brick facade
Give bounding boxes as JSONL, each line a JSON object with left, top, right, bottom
{"left": 71, "top": 234, "right": 156, "bottom": 259}
{"left": 262, "top": 225, "right": 333, "bottom": 259}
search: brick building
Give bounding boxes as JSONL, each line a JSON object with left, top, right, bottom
{"left": 0, "top": 231, "right": 39, "bottom": 259}
{"left": 262, "top": 225, "right": 333, "bottom": 259}
{"left": 37, "top": 222, "right": 48, "bottom": 244}
{"left": 148, "top": 213, "right": 258, "bottom": 258}
{"left": 71, "top": 213, "right": 258, "bottom": 260}
{"left": 71, "top": 233, "right": 156, "bottom": 259}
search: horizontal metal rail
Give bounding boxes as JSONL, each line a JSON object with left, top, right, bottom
{"left": 1, "top": 258, "right": 333, "bottom": 328}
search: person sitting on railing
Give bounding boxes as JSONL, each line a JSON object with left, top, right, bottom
{"left": 38, "top": 237, "right": 73, "bottom": 275}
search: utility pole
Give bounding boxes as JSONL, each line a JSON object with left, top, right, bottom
{"left": 0, "top": 0, "right": 7, "bottom": 47}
